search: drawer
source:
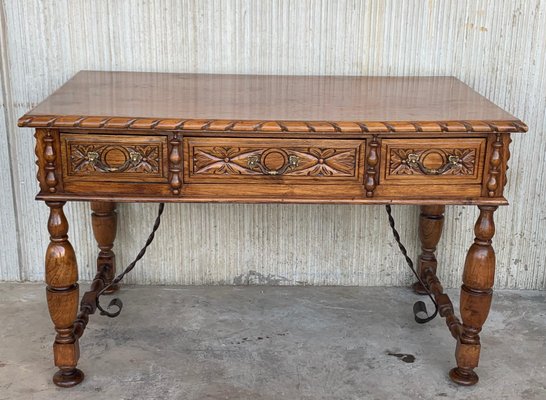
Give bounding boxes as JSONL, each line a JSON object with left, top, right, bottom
{"left": 184, "top": 137, "right": 365, "bottom": 184}
{"left": 380, "top": 138, "right": 486, "bottom": 185}
{"left": 60, "top": 133, "right": 169, "bottom": 183}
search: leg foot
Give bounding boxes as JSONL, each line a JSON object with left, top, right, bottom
{"left": 45, "top": 202, "right": 83, "bottom": 387}
{"left": 449, "top": 367, "right": 479, "bottom": 386}
{"left": 53, "top": 368, "right": 85, "bottom": 388}
{"left": 452, "top": 205, "right": 498, "bottom": 386}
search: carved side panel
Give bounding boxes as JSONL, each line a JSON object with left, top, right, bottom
{"left": 60, "top": 133, "right": 169, "bottom": 183}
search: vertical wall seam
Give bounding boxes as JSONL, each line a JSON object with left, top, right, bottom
{"left": 0, "top": 0, "right": 23, "bottom": 281}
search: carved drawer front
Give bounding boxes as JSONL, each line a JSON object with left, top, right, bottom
{"left": 381, "top": 138, "right": 486, "bottom": 184}
{"left": 60, "top": 133, "right": 169, "bottom": 183}
{"left": 184, "top": 137, "right": 365, "bottom": 184}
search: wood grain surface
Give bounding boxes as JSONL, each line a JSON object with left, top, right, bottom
{"left": 18, "top": 72, "right": 526, "bottom": 133}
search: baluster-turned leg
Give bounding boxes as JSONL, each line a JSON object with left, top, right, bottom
{"left": 449, "top": 205, "right": 497, "bottom": 386}
{"left": 413, "top": 205, "right": 445, "bottom": 294}
{"left": 91, "top": 201, "right": 118, "bottom": 293}
{"left": 45, "top": 201, "right": 84, "bottom": 387}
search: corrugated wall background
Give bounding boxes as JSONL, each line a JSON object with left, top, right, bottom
{"left": 0, "top": 0, "right": 544, "bottom": 289}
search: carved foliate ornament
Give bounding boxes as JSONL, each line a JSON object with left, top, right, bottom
{"left": 192, "top": 146, "right": 357, "bottom": 177}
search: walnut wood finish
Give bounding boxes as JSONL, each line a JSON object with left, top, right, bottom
{"left": 381, "top": 138, "right": 486, "bottom": 184}
{"left": 60, "top": 133, "right": 169, "bottom": 183}
{"left": 91, "top": 202, "right": 118, "bottom": 293}
{"left": 168, "top": 133, "right": 183, "bottom": 195}
{"left": 486, "top": 133, "right": 503, "bottom": 197}
{"left": 413, "top": 205, "right": 445, "bottom": 295}
{"left": 450, "top": 206, "right": 498, "bottom": 386}
{"left": 185, "top": 137, "right": 364, "bottom": 183}
{"left": 19, "top": 72, "right": 527, "bottom": 133}
{"left": 422, "top": 262, "right": 462, "bottom": 340}
{"left": 45, "top": 201, "right": 83, "bottom": 387}
{"left": 18, "top": 72, "right": 527, "bottom": 388}
{"left": 364, "top": 135, "right": 380, "bottom": 197}
{"left": 31, "top": 131, "right": 514, "bottom": 204}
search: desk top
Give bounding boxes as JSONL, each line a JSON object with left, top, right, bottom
{"left": 18, "top": 71, "right": 527, "bottom": 134}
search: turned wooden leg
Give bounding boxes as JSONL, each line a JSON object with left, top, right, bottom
{"left": 45, "top": 201, "right": 84, "bottom": 387}
{"left": 91, "top": 201, "right": 118, "bottom": 293}
{"left": 449, "top": 205, "right": 497, "bottom": 386}
{"left": 413, "top": 205, "right": 445, "bottom": 294}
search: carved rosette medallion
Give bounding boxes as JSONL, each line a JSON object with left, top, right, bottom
{"left": 192, "top": 146, "right": 357, "bottom": 177}
{"left": 389, "top": 148, "right": 476, "bottom": 176}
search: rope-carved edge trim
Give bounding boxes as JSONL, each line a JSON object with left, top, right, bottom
{"left": 18, "top": 115, "right": 528, "bottom": 133}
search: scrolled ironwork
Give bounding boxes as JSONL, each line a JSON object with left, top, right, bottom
{"left": 95, "top": 203, "right": 165, "bottom": 318}
{"left": 385, "top": 205, "right": 438, "bottom": 324}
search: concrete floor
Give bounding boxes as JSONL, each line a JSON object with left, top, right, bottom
{"left": 0, "top": 284, "right": 545, "bottom": 400}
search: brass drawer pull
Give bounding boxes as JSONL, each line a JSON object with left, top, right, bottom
{"left": 405, "top": 153, "right": 461, "bottom": 175}
{"left": 86, "top": 150, "right": 144, "bottom": 173}
{"left": 247, "top": 154, "right": 299, "bottom": 175}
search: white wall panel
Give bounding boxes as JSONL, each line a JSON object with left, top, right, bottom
{"left": 0, "top": 0, "right": 544, "bottom": 288}
{"left": 0, "top": 5, "right": 20, "bottom": 281}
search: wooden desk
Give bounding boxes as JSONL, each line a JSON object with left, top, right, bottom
{"left": 18, "top": 71, "right": 527, "bottom": 388}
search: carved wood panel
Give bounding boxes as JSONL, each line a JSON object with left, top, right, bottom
{"left": 69, "top": 144, "right": 160, "bottom": 174}
{"left": 381, "top": 138, "right": 486, "bottom": 184}
{"left": 185, "top": 137, "right": 364, "bottom": 184}
{"left": 60, "top": 133, "right": 169, "bottom": 183}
